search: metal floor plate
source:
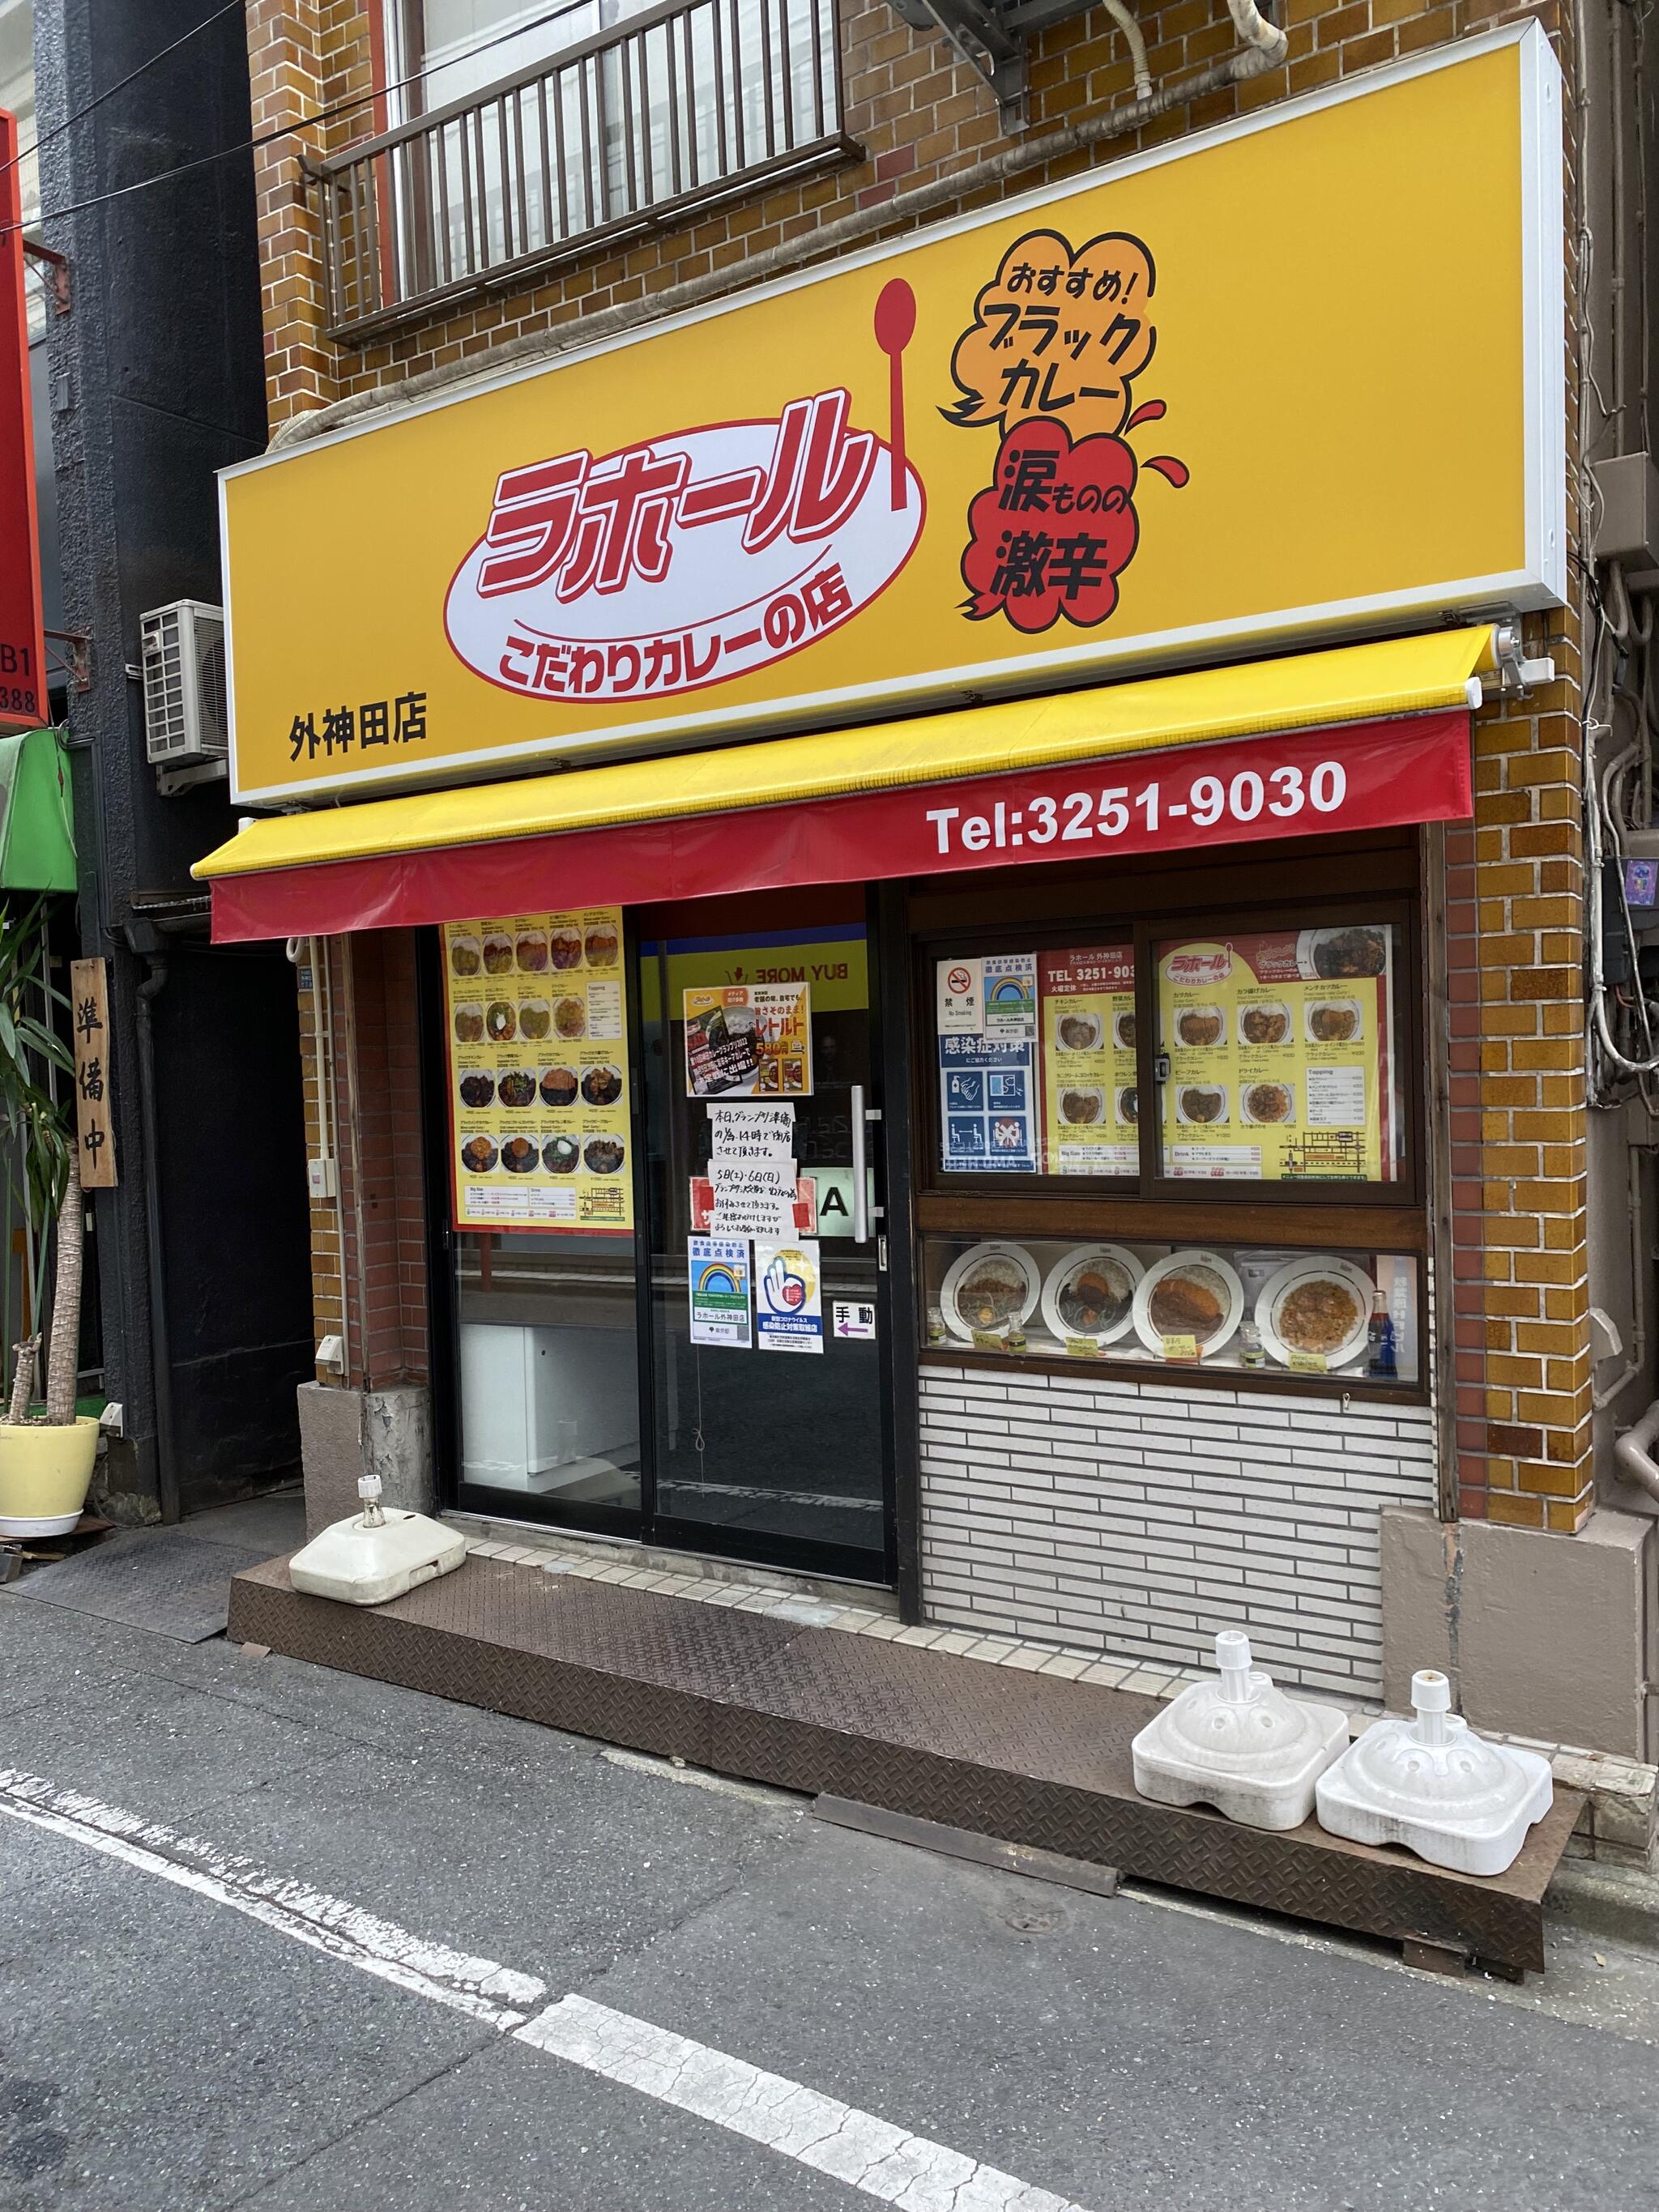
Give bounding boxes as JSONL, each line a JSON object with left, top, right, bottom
{"left": 228, "top": 1554, "right": 1582, "bottom": 1974}
{"left": 12, "top": 1529, "right": 272, "bottom": 1643}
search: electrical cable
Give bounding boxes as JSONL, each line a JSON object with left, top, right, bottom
{"left": 1, "top": 2, "right": 242, "bottom": 183}
{"left": 1586, "top": 557, "right": 1659, "bottom": 1093}
{"left": 3, "top": 0, "right": 597, "bottom": 241}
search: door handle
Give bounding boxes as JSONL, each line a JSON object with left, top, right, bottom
{"left": 851, "top": 1084, "right": 870, "bottom": 1242}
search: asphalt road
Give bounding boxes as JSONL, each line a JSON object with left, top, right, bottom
{"left": 3, "top": 1576, "right": 1659, "bottom": 2210}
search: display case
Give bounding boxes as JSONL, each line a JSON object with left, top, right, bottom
{"left": 920, "top": 1236, "right": 1422, "bottom": 1389}
{"left": 916, "top": 880, "right": 1427, "bottom": 1400}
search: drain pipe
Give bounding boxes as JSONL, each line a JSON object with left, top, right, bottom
{"left": 271, "top": 0, "right": 1286, "bottom": 454}
{"left": 134, "top": 953, "right": 181, "bottom": 1526}
{"left": 1614, "top": 1399, "right": 1659, "bottom": 1506}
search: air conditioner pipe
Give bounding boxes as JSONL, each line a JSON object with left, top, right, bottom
{"left": 1100, "top": 0, "right": 1153, "bottom": 100}
{"left": 271, "top": 0, "right": 1289, "bottom": 453}
{"left": 1614, "top": 1396, "right": 1659, "bottom": 1505}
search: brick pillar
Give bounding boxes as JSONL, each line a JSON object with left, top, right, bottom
{"left": 328, "top": 932, "right": 430, "bottom": 1390}
{"left": 1453, "top": 621, "right": 1593, "bottom": 1531}
{"left": 1451, "top": 16, "right": 1586, "bottom": 1533}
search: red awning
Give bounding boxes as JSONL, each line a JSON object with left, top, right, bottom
{"left": 205, "top": 706, "right": 1470, "bottom": 942}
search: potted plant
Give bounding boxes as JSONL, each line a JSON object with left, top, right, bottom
{"left": 0, "top": 895, "right": 96, "bottom": 1537}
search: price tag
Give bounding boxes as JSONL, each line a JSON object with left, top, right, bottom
{"left": 971, "top": 1330, "right": 1004, "bottom": 1353}
{"left": 1286, "top": 1349, "right": 1328, "bottom": 1375}
{"left": 1161, "top": 1332, "right": 1199, "bottom": 1363}
{"left": 1064, "top": 1336, "right": 1103, "bottom": 1359}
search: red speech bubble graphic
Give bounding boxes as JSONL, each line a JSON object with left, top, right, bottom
{"left": 958, "top": 411, "right": 1188, "bottom": 633}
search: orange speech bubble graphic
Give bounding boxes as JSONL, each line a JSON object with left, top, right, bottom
{"left": 945, "top": 228, "right": 1158, "bottom": 445}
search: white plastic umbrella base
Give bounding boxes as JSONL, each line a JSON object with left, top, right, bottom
{"left": 288, "top": 1508, "right": 467, "bottom": 1607}
{"left": 1131, "top": 1630, "right": 1350, "bottom": 1831}
{"left": 1314, "top": 1671, "right": 1554, "bottom": 1877}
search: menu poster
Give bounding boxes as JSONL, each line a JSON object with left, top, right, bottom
{"left": 1158, "top": 926, "right": 1396, "bottom": 1183}
{"left": 684, "top": 983, "right": 813, "bottom": 1098}
{"left": 689, "top": 1234, "right": 753, "bottom": 1348}
{"left": 445, "top": 907, "right": 633, "bottom": 1234}
{"left": 1039, "top": 946, "right": 1137, "bottom": 1174}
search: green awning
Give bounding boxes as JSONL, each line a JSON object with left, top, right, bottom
{"left": 0, "top": 727, "right": 76, "bottom": 893}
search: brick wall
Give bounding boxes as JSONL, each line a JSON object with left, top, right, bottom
{"left": 246, "top": 0, "right": 1576, "bottom": 431}
{"left": 260, "top": 0, "right": 1595, "bottom": 1549}
{"left": 248, "top": 1, "right": 333, "bottom": 420}
{"left": 919, "top": 1365, "right": 1438, "bottom": 1697}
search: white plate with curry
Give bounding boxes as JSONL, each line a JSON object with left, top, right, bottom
{"left": 1040, "top": 1244, "right": 1142, "bottom": 1349}
{"left": 1132, "top": 1250, "right": 1244, "bottom": 1360}
{"left": 939, "top": 1242, "right": 1041, "bottom": 1345}
{"left": 1256, "top": 1255, "right": 1374, "bottom": 1370}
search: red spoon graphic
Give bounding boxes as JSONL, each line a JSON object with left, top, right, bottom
{"left": 873, "top": 279, "right": 916, "bottom": 511}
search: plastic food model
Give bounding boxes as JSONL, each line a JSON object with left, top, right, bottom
{"left": 1131, "top": 1630, "right": 1350, "bottom": 1831}
{"left": 1315, "top": 1669, "right": 1553, "bottom": 1877}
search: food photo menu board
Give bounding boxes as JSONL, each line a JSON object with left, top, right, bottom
{"left": 445, "top": 908, "right": 633, "bottom": 1234}
{"left": 1039, "top": 947, "right": 1137, "bottom": 1174}
{"left": 1157, "top": 925, "right": 1397, "bottom": 1183}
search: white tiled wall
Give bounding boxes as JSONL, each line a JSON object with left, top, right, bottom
{"left": 918, "top": 1365, "right": 1438, "bottom": 1699}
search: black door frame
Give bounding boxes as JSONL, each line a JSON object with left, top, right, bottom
{"left": 418, "top": 896, "right": 909, "bottom": 1589}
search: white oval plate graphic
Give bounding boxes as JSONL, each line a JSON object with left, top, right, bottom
{"left": 446, "top": 412, "right": 923, "bottom": 705}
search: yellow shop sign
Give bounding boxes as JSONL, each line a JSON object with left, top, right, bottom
{"left": 220, "top": 23, "right": 1563, "bottom": 803}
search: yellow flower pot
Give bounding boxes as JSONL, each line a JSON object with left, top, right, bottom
{"left": 0, "top": 1415, "right": 100, "bottom": 1537}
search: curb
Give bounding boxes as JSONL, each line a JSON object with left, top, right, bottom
{"left": 1546, "top": 1859, "right": 1659, "bottom": 1958}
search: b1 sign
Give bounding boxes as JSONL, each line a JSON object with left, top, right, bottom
{"left": 0, "top": 111, "right": 45, "bottom": 732}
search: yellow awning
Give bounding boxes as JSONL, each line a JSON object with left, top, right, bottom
{"left": 196, "top": 625, "right": 1495, "bottom": 883}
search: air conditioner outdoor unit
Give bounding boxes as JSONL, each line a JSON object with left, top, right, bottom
{"left": 140, "top": 599, "right": 228, "bottom": 773}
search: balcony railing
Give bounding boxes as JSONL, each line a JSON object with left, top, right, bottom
{"left": 317, "top": 0, "right": 857, "bottom": 342}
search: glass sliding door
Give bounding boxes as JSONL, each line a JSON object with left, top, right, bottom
{"left": 638, "top": 893, "right": 890, "bottom": 1583}
{"left": 429, "top": 891, "right": 893, "bottom": 1583}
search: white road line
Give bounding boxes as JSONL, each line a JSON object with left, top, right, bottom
{"left": 0, "top": 1768, "right": 544, "bottom": 2027}
{"left": 518, "top": 1994, "right": 1096, "bottom": 2212}
{"left": 0, "top": 1766, "right": 1098, "bottom": 2212}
